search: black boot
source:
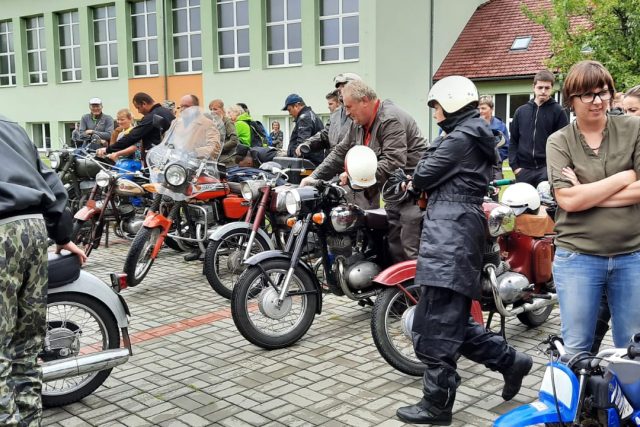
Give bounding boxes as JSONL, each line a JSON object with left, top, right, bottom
{"left": 396, "top": 402, "right": 452, "bottom": 425}
{"left": 184, "top": 251, "right": 203, "bottom": 262}
{"left": 501, "top": 352, "right": 533, "bottom": 400}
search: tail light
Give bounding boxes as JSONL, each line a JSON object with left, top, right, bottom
{"left": 110, "top": 273, "right": 128, "bottom": 293}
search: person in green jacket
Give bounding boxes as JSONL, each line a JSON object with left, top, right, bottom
{"left": 228, "top": 104, "right": 251, "bottom": 147}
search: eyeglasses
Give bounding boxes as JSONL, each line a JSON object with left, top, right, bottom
{"left": 575, "top": 90, "right": 612, "bottom": 104}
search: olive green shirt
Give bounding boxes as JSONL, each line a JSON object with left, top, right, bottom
{"left": 546, "top": 115, "right": 640, "bottom": 255}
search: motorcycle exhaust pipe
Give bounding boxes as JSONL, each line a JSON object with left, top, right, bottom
{"left": 42, "top": 348, "right": 130, "bottom": 382}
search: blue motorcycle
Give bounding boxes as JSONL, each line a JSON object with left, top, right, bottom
{"left": 495, "top": 334, "right": 640, "bottom": 426}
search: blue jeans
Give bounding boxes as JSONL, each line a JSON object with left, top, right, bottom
{"left": 553, "top": 247, "right": 640, "bottom": 354}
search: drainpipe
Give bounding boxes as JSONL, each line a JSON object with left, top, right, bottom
{"left": 162, "top": 0, "right": 169, "bottom": 100}
{"left": 428, "top": 0, "right": 434, "bottom": 137}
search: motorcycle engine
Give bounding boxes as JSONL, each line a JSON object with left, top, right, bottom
{"left": 190, "top": 204, "right": 216, "bottom": 227}
{"left": 327, "top": 235, "right": 352, "bottom": 258}
{"left": 486, "top": 270, "right": 531, "bottom": 304}
{"left": 345, "top": 259, "right": 381, "bottom": 290}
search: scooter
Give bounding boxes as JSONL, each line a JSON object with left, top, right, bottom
{"left": 42, "top": 252, "right": 131, "bottom": 407}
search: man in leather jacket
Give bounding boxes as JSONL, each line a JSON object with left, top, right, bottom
{"left": 396, "top": 77, "right": 533, "bottom": 425}
{"left": 0, "top": 115, "right": 86, "bottom": 425}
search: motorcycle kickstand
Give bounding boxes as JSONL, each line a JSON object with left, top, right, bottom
{"left": 499, "top": 314, "right": 507, "bottom": 341}
{"left": 105, "top": 220, "right": 110, "bottom": 248}
{"left": 357, "top": 297, "right": 374, "bottom": 307}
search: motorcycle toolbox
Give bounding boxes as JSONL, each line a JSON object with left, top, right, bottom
{"left": 273, "top": 157, "right": 315, "bottom": 185}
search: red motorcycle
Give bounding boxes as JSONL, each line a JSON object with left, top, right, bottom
{"left": 370, "top": 180, "right": 557, "bottom": 376}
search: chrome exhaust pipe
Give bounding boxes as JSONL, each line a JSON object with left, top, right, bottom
{"left": 42, "top": 348, "right": 130, "bottom": 382}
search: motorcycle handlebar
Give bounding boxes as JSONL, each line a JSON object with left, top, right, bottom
{"left": 299, "top": 144, "right": 311, "bottom": 155}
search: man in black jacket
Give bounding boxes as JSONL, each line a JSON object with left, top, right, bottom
{"left": 98, "top": 92, "right": 175, "bottom": 160}
{"left": 0, "top": 115, "right": 86, "bottom": 425}
{"left": 509, "top": 70, "right": 569, "bottom": 187}
{"left": 283, "top": 94, "right": 325, "bottom": 166}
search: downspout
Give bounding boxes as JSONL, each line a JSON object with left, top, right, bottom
{"left": 162, "top": 0, "right": 169, "bottom": 100}
{"left": 428, "top": 0, "right": 434, "bottom": 137}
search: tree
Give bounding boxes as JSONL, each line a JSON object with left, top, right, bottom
{"left": 522, "top": 0, "right": 640, "bottom": 90}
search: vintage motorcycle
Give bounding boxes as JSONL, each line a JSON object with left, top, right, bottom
{"left": 495, "top": 334, "right": 640, "bottom": 426}
{"left": 204, "top": 158, "right": 315, "bottom": 299}
{"left": 370, "top": 180, "right": 558, "bottom": 376}
{"left": 230, "top": 177, "right": 393, "bottom": 350}
{"left": 123, "top": 116, "right": 249, "bottom": 287}
{"left": 72, "top": 159, "right": 149, "bottom": 256}
{"left": 43, "top": 252, "right": 131, "bottom": 407}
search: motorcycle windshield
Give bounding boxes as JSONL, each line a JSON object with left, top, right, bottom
{"left": 147, "top": 107, "right": 218, "bottom": 201}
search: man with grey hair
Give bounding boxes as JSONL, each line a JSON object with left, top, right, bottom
{"left": 301, "top": 80, "right": 427, "bottom": 263}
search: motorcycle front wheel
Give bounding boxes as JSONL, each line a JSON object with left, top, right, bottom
{"left": 123, "top": 227, "right": 161, "bottom": 287}
{"left": 42, "top": 293, "right": 120, "bottom": 407}
{"left": 71, "top": 219, "right": 101, "bottom": 257}
{"left": 371, "top": 282, "right": 425, "bottom": 376}
{"left": 231, "top": 259, "right": 318, "bottom": 349}
{"left": 204, "top": 229, "right": 271, "bottom": 299}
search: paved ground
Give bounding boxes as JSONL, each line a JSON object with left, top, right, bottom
{"left": 42, "top": 236, "right": 611, "bottom": 427}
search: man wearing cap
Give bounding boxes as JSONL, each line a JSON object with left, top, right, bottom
{"left": 296, "top": 72, "right": 361, "bottom": 157}
{"left": 300, "top": 80, "right": 427, "bottom": 263}
{"left": 283, "top": 94, "right": 325, "bottom": 166}
{"left": 77, "top": 98, "right": 114, "bottom": 148}
{"left": 98, "top": 92, "right": 174, "bottom": 160}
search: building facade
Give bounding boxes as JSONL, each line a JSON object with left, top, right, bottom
{"left": 0, "top": 0, "right": 485, "bottom": 150}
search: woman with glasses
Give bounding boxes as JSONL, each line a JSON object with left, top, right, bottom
{"left": 546, "top": 60, "right": 640, "bottom": 355}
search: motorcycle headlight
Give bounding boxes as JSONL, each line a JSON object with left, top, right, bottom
{"left": 165, "top": 164, "right": 187, "bottom": 186}
{"left": 48, "top": 152, "right": 60, "bottom": 170}
{"left": 96, "top": 170, "right": 111, "bottom": 188}
{"left": 284, "top": 190, "right": 301, "bottom": 215}
{"left": 240, "top": 180, "right": 265, "bottom": 202}
{"left": 488, "top": 205, "right": 516, "bottom": 237}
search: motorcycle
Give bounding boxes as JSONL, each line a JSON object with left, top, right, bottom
{"left": 370, "top": 179, "right": 558, "bottom": 376}
{"left": 494, "top": 334, "right": 640, "bottom": 426}
{"left": 230, "top": 178, "right": 393, "bottom": 350}
{"left": 42, "top": 252, "right": 131, "bottom": 407}
{"left": 72, "top": 158, "right": 149, "bottom": 256}
{"left": 204, "top": 158, "right": 315, "bottom": 299}
{"left": 123, "top": 120, "right": 249, "bottom": 287}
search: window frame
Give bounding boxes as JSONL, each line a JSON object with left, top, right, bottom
{"left": 510, "top": 36, "right": 532, "bottom": 51}
{"left": 171, "top": 0, "right": 202, "bottom": 74}
{"left": 25, "top": 15, "right": 47, "bottom": 85}
{"left": 266, "top": 0, "right": 302, "bottom": 68}
{"left": 0, "top": 20, "right": 16, "bottom": 87}
{"left": 216, "top": 0, "right": 250, "bottom": 71}
{"left": 30, "top": 122, "right": 51, "bottom": 151}
{"left": 57, "top": 10, "right": 82, "bottom": 83}
{"left": 93, "top": 4, "right": 118, "bottom": 80}
{"left": 130, "top": 0, "right": 159, "bottom": 77}
{"left": 319, "top": 0, "right": 359, "bottom": 64}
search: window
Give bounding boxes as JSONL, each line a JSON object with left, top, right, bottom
{"left": 510, "top": 36, "right": 532, "bottom": 51}
{"left": 58, "top": 11, "right": 81, "bottom": 82}
{"left": 266, "top": 0, "right": 301, "bottom": 67}
{"left": 93, "top": 5, "right": 118, "bottom": 79}
{"left": 217, "top": 0, "right": 249, "bottom": 70}
{"left": 31, "top": 122, "right": 51, "bottom": 150}
{"left": 319, "top": 0, "right": 359, "bottom": 62}
{"left": 131, "top": 0, "right": 159, "bottom": 76}
{"left": 25, "top": 16, "right": 47, "bottom": 85}
{"left": 0, "top": 20, "right": 16, "bottom": 86}
{"left": 172, "top": 0, "right": 201, "bottom": 73}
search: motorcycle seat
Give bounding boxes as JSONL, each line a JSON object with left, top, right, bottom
{"left": 365, "top": 208, "right": 388, "bottom": 230}
{"left": 48, "top": 252, "right": 81, "bottom": 288}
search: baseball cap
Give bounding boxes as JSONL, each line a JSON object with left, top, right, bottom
{"left": 333, "top": 72, "right": 362, "bottom": 88}
{"left": 281, "top": 94, "right": 304, "bottom": 111}
{"left": 89, "top": 97, "right": 102, "bottom": 105}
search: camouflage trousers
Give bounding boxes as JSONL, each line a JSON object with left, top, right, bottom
{"left": 0, "top": 218, "right": 48, "bottom": 427}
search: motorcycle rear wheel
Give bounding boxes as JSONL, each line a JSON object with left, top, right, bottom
{"left": 371, "top": 282, "right": 425, "bottom": 376}
{"left": 204, "top": 229, "right": 271, "bottom": 300}
{"left": 123, "top": 227, "right": 160, "bottom": 287}
{"left": 516, "top": 304, "right": 554, "bottom": 327}
{"left": 231, "top": 259, "right": 318, "bottom": 349}
{"left": 42, "top": 293, "right": 120, "bottom": 407}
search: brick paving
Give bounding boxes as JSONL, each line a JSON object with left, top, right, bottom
{"left": 42, "top": 237, "right": 612, "bottom": 426}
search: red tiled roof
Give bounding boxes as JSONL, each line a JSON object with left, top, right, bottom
{"left": 433, "top": 0, "right": 586, "bottom": 81}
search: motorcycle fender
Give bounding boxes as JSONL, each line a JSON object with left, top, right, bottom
{"left": 48, "top": 270, "right": 129, "bottom": 328}
{"left": 209, "top": 222, "right": 275, "bottom": 251}
{"left": 143, "top": 212, "right": 172, "bottom": 232}
{"left": 244, "top": 250, "right": 323, "bottom": 315}
{"left": 74, "top": 206, "right": 99, "bottom": 221}
{"left": 493, "top": 403, "right": 565, "bottom": 427}
{"left": 373, "top": 260, "right": 417, "bottom": 286}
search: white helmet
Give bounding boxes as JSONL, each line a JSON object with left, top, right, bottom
{"left": 501, "top": 183, "right": 541, "bottom": 215}
{"left": 427, "top": 75, "right": 478, "bottom": 114}
{"left": 345, "top": 145, "right": 377, "bottom": 188}
{"left": 334, "top": 72, "right": 362, "bottom": 88}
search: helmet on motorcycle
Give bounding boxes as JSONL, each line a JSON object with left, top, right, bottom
{"left": 501, "top": 183, "right": 541, "bottom": 215}
{"left": 333, "top": 72, "right": 362, "bottom": 88}
{"left": 427, "top": 75, "right": 479, "bottom": 114}
{"left": 345, "top": 145, "right": 377, "bottom": 189}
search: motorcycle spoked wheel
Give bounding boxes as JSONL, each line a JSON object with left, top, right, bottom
{"left": 231, "top": 259, "right": 318, "bottom": 349}
{"left": 123, "top": 227, "right": 161, "bottom": 287}
{"left": 204, "top": 229, "right": 271, "bottom": 300}
{"left": 71, "top": 219, "right": 101, "bottom": 257}
{"left": 41, "top": 293, "right": 119, "bottom": 407}
{"left": 371, "top": 281, "right": 425, "bottom": 376}
{"left": 164, "top": 235, "right": 185, "bottom": 252}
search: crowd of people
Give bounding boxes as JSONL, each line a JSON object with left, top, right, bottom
{"left": 2, "top": 59, "right": 640, "bottom": 425}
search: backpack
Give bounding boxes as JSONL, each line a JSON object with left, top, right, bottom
{"left": 242, "top": 120, "right": 269, "bottom": 148}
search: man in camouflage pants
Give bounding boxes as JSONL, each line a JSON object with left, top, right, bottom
{"left": 0, "top": 114, "right": 86, "bottom": 426}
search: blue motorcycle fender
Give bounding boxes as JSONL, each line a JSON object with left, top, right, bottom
{"left": 244, "top": 250, "right": 323, "bottom": 314}
{"left": 493, "top": 402, "right": 565, "bottom": 427}
{"left": 208, "top": 222, "right": 275, "bottom": 251}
